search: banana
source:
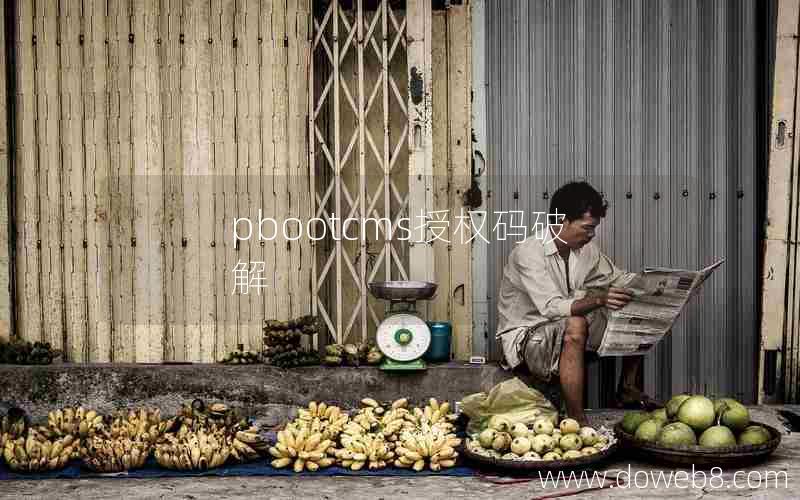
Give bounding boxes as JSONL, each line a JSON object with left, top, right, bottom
{"left": 361, "top": 398, "right": 380, "bottom": 408}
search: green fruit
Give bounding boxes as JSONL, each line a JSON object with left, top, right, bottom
{"left": 532, "top": 418, "right": 555, "bottom": 436}
{"left": 559, "top": 434, "right": 583, "bottom": 451}
{"left": 562, "top": 450, "right": 583, "bottom": 459}
{"left": 738, "top": 426, "right": 771, "bottom": 446}
{"left": 677, "top": 396, "right": 716, "bottom": 432}
{"left": 666, "top": 394, "right": 692, "bottom": 419}
{"left": 657, "top": 422, "right": 697, "bottom": 447}
{"left": 634, "top": 419, "right": 663, "bottom": 442}
{"left": 542, "top": 451, "right": 561, "bottom": 460}
{"left": 650, "top": 408, "right": 669, "bottom": 423}
{"left": 621, "top": 411, "right": 651, "bottom": 435}
{"left": 698, "top": 425, "right": 736, "bottom": 448}
{"left": 719, "top": 402, "right": 750, "bottom": 432}
{"left": 478, "top": 428, "right": 497, "bottom": 448}
{"left": 578, "top": 427, "right": 598, "bottom": 446}
{"left": 581, "top": 446, "right": 599, "bottom": 456}
{"left": 531, "top": 434, "right": 554, "bottom": 454}
{"left": 488, "top": 415, "right": 512, "bottom": 433}
{"left": 511, "top": 423, "right": 529, "bottom": 439}
{"left": 510, "top": 436, "right": 532, "bottom": 455}
{"left": 712, "top": 398, "right": 741, "bottom": 414}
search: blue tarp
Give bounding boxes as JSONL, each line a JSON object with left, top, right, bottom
{"left": 0, "top": 457, "right": 476, "bottom": 481}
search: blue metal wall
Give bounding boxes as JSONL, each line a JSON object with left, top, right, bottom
{"left": 484, "top": 0, "right": 765, "bottom": 404}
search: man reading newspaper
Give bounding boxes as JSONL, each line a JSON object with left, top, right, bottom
{"left": 495, "top": 181, "right": 654, "bottom": 424}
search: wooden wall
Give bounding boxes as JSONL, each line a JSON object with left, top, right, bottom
{"left": 11, "top": 0, "right": 312, "bottom": 362}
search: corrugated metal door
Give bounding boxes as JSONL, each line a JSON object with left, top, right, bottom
{"left": 485, "top": 0, "right": 765, "bottom": 404}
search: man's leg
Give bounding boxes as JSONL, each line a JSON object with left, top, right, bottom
{"left": 560, "top": 316, "right": 589, "bottom": 424}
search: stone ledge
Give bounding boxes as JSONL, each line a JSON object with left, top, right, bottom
{"left": 0, "top": 362, "right": 525, "bottom": 426}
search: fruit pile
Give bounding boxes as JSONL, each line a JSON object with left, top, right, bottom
{"left": 466, "top": 415, "right": 612, "bottom": 461}
{"left": 271, "top": 397, "right": 461, "bottom": 473}
{"left": 0, "top": 339, "right": 61, "bottom": 365}
{"left": 263, "top": 316, "right": 321, "bottom": 368}
{"left": 323, "top": 343, "right": 383, "bottom": 366}
{"left": 621, "top": 394, "right": 772, "bottom": 449}
{"left": 220, "top": 346, "right": 262, "bottom": 365}
{"left": 0, "top": 400, "right": 268, "bottom": 473}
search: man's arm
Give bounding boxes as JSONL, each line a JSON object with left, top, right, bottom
{"left": 570, "top": 288, "right": 633, "bottom": 315}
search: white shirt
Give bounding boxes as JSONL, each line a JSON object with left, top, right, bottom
{"left": 495, "top": 233, "right": 635, "bottom": 368}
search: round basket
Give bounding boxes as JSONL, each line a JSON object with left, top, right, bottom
{"left": 461, "top": 438, "right": 619, "bottom": 472}
{"left": 614, "top": 421, "right": 782, "bottom": 468}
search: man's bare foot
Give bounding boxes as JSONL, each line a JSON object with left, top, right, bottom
{"left": 614, "top": 388, "right": 663, "bottom": 411}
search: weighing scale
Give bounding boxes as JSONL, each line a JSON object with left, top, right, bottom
{"left": 368, "top": 281, "right": 437, "bottom": 371}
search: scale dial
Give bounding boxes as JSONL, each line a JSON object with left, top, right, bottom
{"left": 376, "top": 313, "right": 431, "bottom": 362}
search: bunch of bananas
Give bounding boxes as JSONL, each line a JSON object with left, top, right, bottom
{"left": 229, "top": 426, "right": 267, "bottom": 463}
{"left": 1, "top": 409, "right": 28, "bottom": 451}
{"left": 3, "top": 429, "right": 79, "bottom": 472}
{"left": 293, "top": 401, "right": 349, "bottom": 441}
{"left": 82, "top": 435, "right": 150, "bottom": 472}
{"left": 105, "top": 408, "right": 174, "bottom": 444}
{"left": 154, "top": 429, "right": 231, "bottom": 470}
{"left": 335, "top": 431, "right": 396, "bottom": 470}
{"left": 269, "top": 423, "right": 336, "bottom": 472}
{"left": 394, "top": 428, "right": 461, "bottom": 472}
{"left": 38, "top": 407, "right": 104, "bottom": 440}
{"left": 405, "top": 398, "right": 458, "bottom": 433}
{"left": 174, "top": 400, "right": 249, "bottom": 435}
{"left": 355, "top": 398, "right": 419, "bottom": 442}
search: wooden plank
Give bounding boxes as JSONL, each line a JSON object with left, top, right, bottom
{"left": 260, "top": 0, "right": 277, "bottom": 339}
{"left": 273, "top": 0, "right": 290, "bottom": 324}
{"left": 60, "top": 0, "right": 88, "bottom": 362}
{"left": 0, "top": 1, "right": 9, "bottom": 342}
{"left": 39, "top": 0, "right": 65, "bottom": 355}
{"left": 295, "top": 1, "right": 312, "bottom": 329}
{"left": 181, "top": 0, "right": 202, "bottom": 361}
{"left": 430, "top": 11, "right": 450, "bottom": 330}
{"left": 162, "top": 0, "right": 186, "bottom": 361}
{"left": 13, "top": 0, "right": 43, "bottom": 344}
{"left": 446, "top": 3, "right": 473, "bottom": 360}
{"left": 759, "top": 0, "right": 799, "bottom": 401}
{"left": 286, "top": 0, "right": 303, "bottom": 321}
{"left": 406, "top": 0, "right": 435, "bottom": 314}
{"left": 83, "top": 0, "right": 112, "bottom": 361}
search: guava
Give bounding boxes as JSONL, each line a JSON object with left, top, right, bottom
{"left": 559, "top": 433, "right": 583, "bottom": 451}
{"left": 657, "top": 422, "right": 697, "bottom": 447}
{"left": 488, "top": 415, "right": 512, "bottom": 433}
{"left": 698, "top": 425, "right": 736, "bottom": 448}
{"left": 478, "top": 428, "right": 497, "bottom": 448}
{"left": 510, "top": 436, "right": 532, "bottom": 455}
{"left": 578, "top": 426, "right": 598, "bottom": 446}
{"left": 522, "top": 451, "right": 541, "bottom": 460}
{"left": 542, "top": 451, "right": 561, "bottom": 460}
{"left": 562, "top": 450, "right": 583, "bottom": 459}
{"left": 501, "top": 452, "right": 520, "bottom": 460}
{"left": 634, "top": 419, "right": 663, "bottom": 442}
{"left": 532, "top": 417, "right": 554, "bottom": 435}
{"left": 511, "top": 422, "right": 529, "bottom": 438}
{"left": 677, "top": 396, "right": 716, "bottom": 432}
{"left": 531, "top": 434, "right": 554, "bottom": 454}
{"left": 581, "top": 446, "right": 599, "bottom": 456}
{"left": 560, "top": 418, "right": 581, "bottom": 434}
{"left": 491, "top": 432, "right": 511, "bottom": 452}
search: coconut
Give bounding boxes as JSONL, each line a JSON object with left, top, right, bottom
{"left": 665, "top": 394, "right": 692, "bottom": 419}
{"left": 738, "top": 426, "right": 771, "bottom": 446}
{"left": 650, "top": 408, "right": 669, "bottom": 423}
{"left": 559, "top": 433, "right": 583, "bottom": 451}
{"left": 677, "top": 396, "right": 716, "bottom": 432}
{"left": 621, "top": 411, "right": 651, "bottom": 435}
{"left": 634, "top": 419, "right": 663, "bottom": 442}
{"left": 657, "top": 422, "right": 697, "bottom": 447}
{"left": 698, "top": 425, "right": 736, "bottom": 448}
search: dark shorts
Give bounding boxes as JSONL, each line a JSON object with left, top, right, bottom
{"left": 521, "top": 309, "right": 608, "bottom": 382}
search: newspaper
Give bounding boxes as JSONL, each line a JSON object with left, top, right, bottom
{"left": 596, "top": 259, "right": 725, "bottom": 356}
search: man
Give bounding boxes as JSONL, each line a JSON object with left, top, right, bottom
{"left": 495, "top": 181, "right": 654, "bottom": 424}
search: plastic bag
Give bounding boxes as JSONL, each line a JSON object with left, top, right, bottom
{"left": 460, "top": 377, "right": 558, "bottom": 434}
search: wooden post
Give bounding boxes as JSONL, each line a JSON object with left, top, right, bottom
{"left": 406, "top": 0, "right": 434, "bottom": 298}
{"left": 760, "top": 0, "right": 800, "bottom": 402}
{"left": 0, "top": 0, "right": 9, "bottom": 343}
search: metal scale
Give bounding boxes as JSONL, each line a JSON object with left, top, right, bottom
{"left": 368, "top": 281, "right": 437, "bottom": 371}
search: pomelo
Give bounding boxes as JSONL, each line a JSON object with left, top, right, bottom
{"left": 621, "top": 411, "right": 651, "bottom": 435}
{"left": 698, "top": 425, "right": 736, "bottom": 448}
{"left": 717, "top": 401, "right": 750, "bottom": 432}
{"left": 650, "top": 408, "right": 669, "bottom": 423}
{"left": 677, "top": 396, "right": 716, "bottom": 432}
{"left": 665, "top": 394, "right": 692, "bottom": 419}
{"left": 657, "top": 422, "right": 697, "bottom": 447}
{"left": 634, "top": 419, "right": 663, "bottom": 442}
{"left": 738, "top": 425, "right": 771, "bottom": 446}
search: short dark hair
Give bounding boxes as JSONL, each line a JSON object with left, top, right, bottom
{"left": 548, "top": 181, "right": 607, "bottom": 221}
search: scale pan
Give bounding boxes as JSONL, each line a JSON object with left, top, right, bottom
{"left": 368, "top": 281, "right": 438, "bottom": 301}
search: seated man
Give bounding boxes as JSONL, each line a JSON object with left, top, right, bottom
{"left": 495, "top": 181, "right": 652, "bottom": 424}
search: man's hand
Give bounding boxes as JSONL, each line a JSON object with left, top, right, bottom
{"left": 602, "top": 287, "right": 633, "bottom": 310}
